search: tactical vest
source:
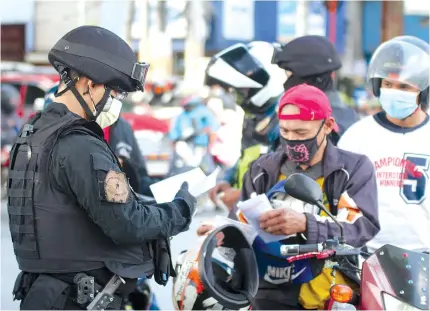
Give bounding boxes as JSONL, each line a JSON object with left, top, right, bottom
{"left": 7, "top": 110, "right": 154, "bottom": 278}
{"left": 233, "top": 144, "right": 269, "bottom": 189}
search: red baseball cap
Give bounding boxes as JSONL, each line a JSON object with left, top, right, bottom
{"left": 278, "top": 84, "right": 339, "bottom": 132}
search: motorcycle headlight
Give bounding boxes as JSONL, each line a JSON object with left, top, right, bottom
{"left": 382, "top": 293, "right": 423, "bottom": 311}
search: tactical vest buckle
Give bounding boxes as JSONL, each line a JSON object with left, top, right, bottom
{"left": 60, "top": 71, "right": 74, "bottom": 87}
{"left": 20, "top": 124, "right": 34, "bottom": 138}
{"left": 74, "top": 273, "right": 97, "bottom": 305}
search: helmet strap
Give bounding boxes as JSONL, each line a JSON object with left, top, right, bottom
{"left": 57, "top": 70, "right": 111, "bottom": 121}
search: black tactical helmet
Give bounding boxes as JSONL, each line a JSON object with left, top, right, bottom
{"left": 272, "top": 35, "right": 342, "bottom": 77}
{"left": 48, "top": 25, "right": 149, "bottom": 93}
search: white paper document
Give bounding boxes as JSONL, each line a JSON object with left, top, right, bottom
{"left": 150, "top": 167, "right": 221, "bottom": 204}
{"left": 237, "top": 194, "right": 291, "bottom": 243}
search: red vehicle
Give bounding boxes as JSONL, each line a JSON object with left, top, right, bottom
{"left": 0, "top": 68, "right": 60, "bottom": 120}
{"left": 279, "top": 174, "right": 429, "bottom": 311}
{"left": 122, "top": 111, "right": 173, "bottom": 178}
{"left": 1, "top": 144, "right": 12, "bottom": 199}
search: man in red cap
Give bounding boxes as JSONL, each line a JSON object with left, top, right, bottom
{"left": 212, "top": 84, "right": 379, "bottom": 310}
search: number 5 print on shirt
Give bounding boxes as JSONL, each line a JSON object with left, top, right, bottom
{"left": 401, "top": 153, "right": 430, "bottom": 204}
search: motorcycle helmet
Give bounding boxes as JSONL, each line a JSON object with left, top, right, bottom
{"left": 367, "top": 36, "right": 430, "bottom": 106}
{"left": 234, "top": 179, "right": 325, "bottom": 286}
{"left": 1, "top": 83, "right": 20, "bottom": 115}
{"left": 204, "top": 41, "right": 285, "bottom": 115}
{"left": 48, "top": 25, "right": 150, "bottom": 120}
{"left": 172, "top": 225, "right": 259, "bottom": 310}
{"left": 181, "top": 96, "right": 203, "bottom": 108}
{"left": 272, "top": 35, "right": 342, "bottom": 78}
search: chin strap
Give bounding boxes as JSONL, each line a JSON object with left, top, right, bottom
{"left": 235, "top": 289, "right": 260, "bottom": 311}
{"left": 56, "top": 70, "right": 111, "bottom": 121}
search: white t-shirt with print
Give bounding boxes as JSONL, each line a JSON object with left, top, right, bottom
{"left": 338, "top": 114, "right": 430, "bottom": 253}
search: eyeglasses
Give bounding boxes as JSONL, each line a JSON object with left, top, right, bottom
{"left": 113, "top": 92, "right": 128, "bottom": 101}
{"left": 104, "top": 85, "right": 128, "bottom": 101}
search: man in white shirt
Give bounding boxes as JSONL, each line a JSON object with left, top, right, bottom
{"left": 338, "top": 36, "right": 430, "bottom": 253}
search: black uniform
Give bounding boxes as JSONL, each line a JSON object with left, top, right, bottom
{"left": 8, "top": 103, "right": 193, "bottom": 309}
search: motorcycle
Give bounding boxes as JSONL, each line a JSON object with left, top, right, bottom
{"left": 1, "top": 144, "right": 11, "bottom": 199}
{"left": 168, "top": 129, "right": 217, "bottom": 177}
{"left": 144, "top": 80, "right": 178, "bottom": 106}
{"left": 277, "top": 174, "right": 429, "bottom": 311}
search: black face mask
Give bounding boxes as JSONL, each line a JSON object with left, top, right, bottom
{"left": 283, "top": 74, "right": 305, "bottom": 91}
{"left": 284, "top": 73, "right": 334, "bottom": 92}
{"left": 280, "top": 122, "right": 325, "bottom": 165}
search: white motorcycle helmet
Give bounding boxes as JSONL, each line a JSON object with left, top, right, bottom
{"left": 204, "top": 41, "right": 285, "bottom": 115}
{"left": 172, "top": 225, "right": 259, "bottom": 310}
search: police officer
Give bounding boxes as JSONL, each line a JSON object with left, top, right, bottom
{"left": 8, "top": 26, "right": 196, "bottom": 310}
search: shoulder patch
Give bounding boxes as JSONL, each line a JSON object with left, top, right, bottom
{"left": 104, "top": 170, "right": 130, "bottom": 203}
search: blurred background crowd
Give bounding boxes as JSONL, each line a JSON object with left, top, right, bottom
{"left": 1, "top": 0, "right": 429, "bottom": 309}
{"left": 1, "top": 0, "right": 429, "bottom": 199}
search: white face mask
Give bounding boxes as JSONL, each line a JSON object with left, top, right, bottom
{"left": 379, "top": 88, "right": 419, "bottom": 120}
{"left": 96, "top": 98, "right": 122, "bottom": 128}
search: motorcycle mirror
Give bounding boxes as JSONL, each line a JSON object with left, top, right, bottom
{"left": 283, "top": 173, "right": 323, "bottom": 205}
{"left": 284, "top": 173, "right": 346, "bottom": 244}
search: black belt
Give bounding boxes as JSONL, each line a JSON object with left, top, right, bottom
{"left": 67, "top": 283, "right": 123, "bottom": 310}
{"left": 54, "top": 269, "right": 135, "bottom": 310}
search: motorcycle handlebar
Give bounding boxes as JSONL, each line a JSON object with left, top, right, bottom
{"left": 335, "top": 248, "right": 362, "bottom": 256}
{"left": 280, "top": 244, "right": 323, "bottom": 256}
{"left": 280, "top": 243, "right": 362, "bottom": 257}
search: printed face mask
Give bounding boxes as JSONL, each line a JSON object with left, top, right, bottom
{"left": 379, "top": 88, "right": 419, "bottom": 120}
{"left": 280, "top": 122, "right": 325, "bottom": 165}
{"left": 96, "top": 97, "right": 122, "bottom": 129}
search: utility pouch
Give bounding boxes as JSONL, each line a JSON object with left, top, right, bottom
{"left": 20, "top": 274, "right": 70, "bottom": 310}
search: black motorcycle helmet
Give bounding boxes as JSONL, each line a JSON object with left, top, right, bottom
{"left": 198, "top": 225, "right": 259, "bottom": 310}
{"left": 367, "top": 36, "right": 430, "bottom": 108}
{"left": 172, "top": 225, "right": 259, "bottom": 310}
{"left": 273, "top": 35, "right": 342, "bottom": 77}
{"left": 48, "top": 25, "right": 150, "bottom": 120}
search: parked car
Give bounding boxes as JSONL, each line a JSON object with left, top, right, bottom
{"left": 121, "top": 112, "right": 173, "bottom": 179}
{"left": 0, "top": 68, "right": 59, "bottom": 120}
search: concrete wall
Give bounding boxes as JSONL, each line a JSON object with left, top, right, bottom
{"left": 26, "top": 0, "right": 131, "bottom": 62}
{"left": 33, "top": 1, "right": 101, "bottom": 52}
{"left": 1, "top": 0, "right": 35, "bottom": 52}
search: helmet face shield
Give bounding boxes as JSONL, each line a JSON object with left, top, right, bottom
{"left": 367, "top": 40, "right": 430, "bottom": 91}
{"left": 205, "top": 42, "right": 284, "bottom": 114}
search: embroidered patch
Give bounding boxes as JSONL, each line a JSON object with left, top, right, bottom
{"left": 104, "top": 170, "right": 130, "bottom": 203}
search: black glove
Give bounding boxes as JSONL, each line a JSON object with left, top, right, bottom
{"left": 174, "top": 182, "right": 197, "bottom": 219}
{"left": 152, "top": 238, "right": 176, "bottom": 286}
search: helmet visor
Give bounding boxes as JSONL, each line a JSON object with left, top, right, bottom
{"left": 367, "top": 40, "right": 430, "bottom": 91}
{"left": 206, "top": 44, "right": 269, "bottom": 92}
